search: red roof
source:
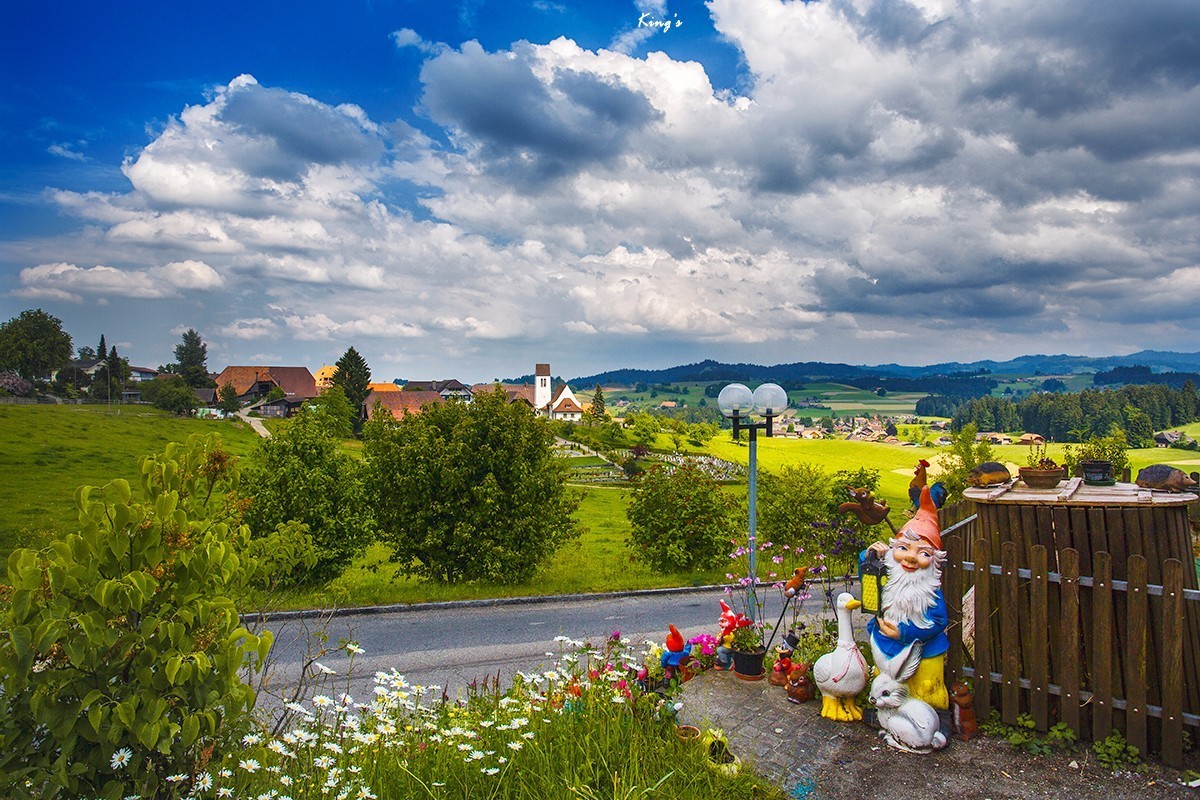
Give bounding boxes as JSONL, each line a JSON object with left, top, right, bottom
{"left": 365, "top": 390, "right": 444, "bottom": 420}
{"left": 472, "top": 382, "right": 535, "bottom": 406}
{"left": 214, "top": 366, "right": 317, "bottom": 398}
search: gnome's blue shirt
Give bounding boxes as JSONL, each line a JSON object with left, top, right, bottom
{"left": 859, "top": 549, "right": 949, "bottom": 659}
{"left": 661, "top": 644, "right": 692, "bottom": 667}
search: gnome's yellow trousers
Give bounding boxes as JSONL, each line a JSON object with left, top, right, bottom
{"left": 907, "top": 654, "right": 949, "bottom": 710}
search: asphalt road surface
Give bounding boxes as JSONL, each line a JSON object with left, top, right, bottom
{"left": 252, "top": 588, "right": 737, "bottom": 717}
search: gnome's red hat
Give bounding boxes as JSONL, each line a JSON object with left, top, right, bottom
{"left": 898, "top": 485, "right": 942, "bottom": 549}
{"left": 666, "top": 624, "right": 685, "bottom": 653}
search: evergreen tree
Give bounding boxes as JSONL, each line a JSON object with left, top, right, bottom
{"left": 174, "top": 328, "right": 214, "bottom": 388}
{"left": 97, "top": 334, "right": 107, "bottom": 361}
{"left": 590, "top": 384, "right": 607, "bottom": 424}
{"left": 332, "top": 346, "right": 371, "bottom": 429}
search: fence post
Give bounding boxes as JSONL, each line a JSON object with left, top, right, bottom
{"left": 1125, "top": 555, "right": 1148, "bottom": 757}
{"left": 1030, "top": 545, "right": 1049, "bottom": 732}
{"left": 1092, "top": 551, "right": 1114, "bottom": 740}
{"left": 1060, "top": 548, "right": 1082, "bottom": 737}
{"left": 1162, "top": 559, "right": 1184, "bottom": 768}
{"left": 973, "top": 536, "right": 992, "bottom": 722}
{"left": 1001, "top": 541, "right": 1020, "bottom": 726}
{"left": 945, "top": 535, "right": 964, "bottom": 685}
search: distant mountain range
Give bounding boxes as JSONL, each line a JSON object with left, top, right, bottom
{"left": 565, "top": 351, "right": 1200, "bottom": 387}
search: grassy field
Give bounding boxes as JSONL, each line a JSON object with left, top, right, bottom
{"left": 2, "top": 405, "right": 1195, "bottom": 610}
{"left": 0, "top": 405, "right": 263, "bottom": 555}
{"left": 602, "top": 380, "right": 929, "bottom": 419}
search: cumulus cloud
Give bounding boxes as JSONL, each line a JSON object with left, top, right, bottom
{"left": 12, "top": 0, "right": 1200, "bottom": 377}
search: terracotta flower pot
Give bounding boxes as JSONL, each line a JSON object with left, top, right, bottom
{"left": 1018, "top": 466, "right": 1064, "bottom": 489}
{"left": 676, "top": 724, "right": 702, "bottom": 742}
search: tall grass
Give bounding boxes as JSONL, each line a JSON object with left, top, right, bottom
{"left": 176, "top": 638, "right": 783, "bottom": 800}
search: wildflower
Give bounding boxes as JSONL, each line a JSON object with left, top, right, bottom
{"left": 314, "top": 755, "right": 336, "bottom": 768}
{"left": 219, "top": 768, "right": 233, "bottom": 778}
{"left": 507, "top": 741, "right": 523, "bottom": 750}
{"left": 313, "top": 694, "right": 334, "bottom": 707}
{"left": 324, "top": 741, "right": 344, "bottom": 754}
{"left": 242, "top": 732, "right": 262, "bottom": 746}
{"left": 356, "top": 787, "right": 377, "bottom": 800}
{"left": 195, "top": 773, "right": 213, "bottom": 791}
{"left": 522, "top": 731, "right": 536, "bottom": 739}
{"left": 239, "top": 758, "right": 260, "bottom": 773}
{"left": 110, "top": 747, "right": 133, "bottom": 770}
{"left": 468, "top": 749, "right": 485, "bottom": 761}
{"left": 482, "top": 767, "right": 500, "bottom": 775}
{"left": 281, "top": 774, "right": 294, "bottom": 786}
{"left": 166, "top": 773, "right": 188, "bottom": 783}
{"left": 346, "top": 642, "right": 365, "bottom": 655}
{"left": 218, "top": 789, "right": 234, "bottom": 798}
{"left": 314, "top": 662, "right": 337, "bottom": 675}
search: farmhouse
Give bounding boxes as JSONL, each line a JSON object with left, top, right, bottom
{"left": 212, "top": 365, "right": 317, "bottom": 416}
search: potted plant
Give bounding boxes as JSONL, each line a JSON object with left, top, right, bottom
{"left": 1064, "top": 430, "right": 1129, "bottom": 486}
{"left": 729, "top": 622, "right": 770, "bottom": 680}
{"left": 1018, "top": 443, "right": 1064, "bottom": 489}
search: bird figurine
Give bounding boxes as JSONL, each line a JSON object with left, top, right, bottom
{"left": 813, "top": 592, "right": 869, "bottom": 721}
{"left": 839, "top": 487, "right": 891, "bottom": 526}
{"left": 908, "top": 459, "right": 930, "bottom": 511}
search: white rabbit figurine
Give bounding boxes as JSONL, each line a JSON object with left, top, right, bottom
{"left": 868, "top": 639, "right": 948, "bottom": 753}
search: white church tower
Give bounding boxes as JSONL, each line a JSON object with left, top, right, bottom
{"left": 534, "top": 363, "right": 552, "bottom": 413}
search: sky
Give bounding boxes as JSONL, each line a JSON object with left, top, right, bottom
{"left": 2, "top": 0, "right": 1200, "bottom": 383}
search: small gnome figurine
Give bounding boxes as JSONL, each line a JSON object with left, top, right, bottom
{"left": 769, "top": 654, "right": 792, "bottom": 686}
{"left": 714, "top": 600, "right": 751, "bottom": 671}
{"left": 661, "top": 624, "right": 692, "bottom": 681}
{"left": 950, "top": 681, "right": 978, "bottom": 741}
{"left": 786, "top": 663, "right": 815, "bottom": 704}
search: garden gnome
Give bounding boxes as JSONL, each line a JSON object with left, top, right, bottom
{"left": 714, "top": 600, "right": 750, "bottom": 670}
{"left": 660, "top": 624, "right": 692, "bottom": 681}
{"left": 861, "top": 484, "right": 949, "bottom": 710}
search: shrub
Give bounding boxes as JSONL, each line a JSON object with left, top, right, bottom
{"left": 0, "top": 434, "right": 296, "bottom": 799}
{"left": 627, "top": 463, "right": 741, "bottom": 573}
{"left": 242, "top": 411, "right": 374, "bottom": 584}
{"left": 364, "top": 388, "right": 580, "bottom": 583}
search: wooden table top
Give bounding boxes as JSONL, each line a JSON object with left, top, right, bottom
{"left": 964, "top": 478, "right": 1199, "bottom": 507}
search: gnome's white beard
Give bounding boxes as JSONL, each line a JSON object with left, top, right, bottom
{"left": 883, "top": 549, "right": 942, "bottom": 627}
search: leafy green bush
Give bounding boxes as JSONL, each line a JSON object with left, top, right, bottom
{"left": 1063, "top": 427, "right": 1130, "bottom": 478}
{"left": 627, "top": 462, "right": 740, "bottom": 573}
{"left": 0, "top": 434, "right": 292, "bottom": 799}
{"left": 364, "top": 388, "right": 581, "bottom": 583}
{"left": 242, "top": 411, "right": 374, "bottom": 584}
{"left": 1093, "top": 729, "right": 1140, "bottom": 771}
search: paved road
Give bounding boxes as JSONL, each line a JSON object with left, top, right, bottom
{"left": 253, "top": 589, "right": 734, "bottom": 714}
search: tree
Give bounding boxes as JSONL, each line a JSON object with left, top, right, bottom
{"left": 332, "top": 347, "right": 371, "bottom": 431}
{"left": 91, "top": 345, "right": 130, "bottom": 401}
{"left": 364, "top": 388, "right": 580, "bottom": 584}
{"left": 0, "top": 309, "right": 73, "bottom": 381}
{"left": 174, "top": 328, "right": 214, "bottom": 388}
{"left": 307, "top": 385, "right": 355, "bottom": 439}
{"left": 217, "top": 381, "right": 241, "bottom": 415}
{"left": 938, "top": 423, "right": 995, "bottom": 502}
{"left": 590, "top": 385, "right": 607, "bottom": 424}
{"left": 97, "top": 333, "right": 107, "bottom": 361}
{"left": 147, "top": 374, "right": 199, "bottom": 416}
{"left": 243, "top": 412, "right": 375, "bottom": 583}
{"left": 626, "top": 463, "right": 740, "bottom": 573}
{"left": 76, "top": 345, "right": 96, "bottom": 361}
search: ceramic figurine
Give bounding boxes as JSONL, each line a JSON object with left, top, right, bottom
{"left": 949, "top": 681, "right": 978, "bottom": 741}
{"left": 714, "top": 599, "right": 751, "bottom": 671}
{"left": 769, "top": 654, "right": 792, "bottom": 686}
{"left": 868, "top": 640, "right": 948, "bottom": 753}
{"left": 786, "top": 662, "right": 815, "bottom": 704}
{"left": 861, "top": 485, "right": 950, "bottom": 711}
{"left": 967, "top": 461, "right": 1011, "bottom": 487}
{"left": 813, "top": 592, "right": 869, "bottom": 721}
{"left": 839, "top": 486, "right": 891, "bottom": 526}
{"left": 661, "top": 624, "right": 692, "bottom": 681}
{"left": 1136, "top": 464, "right": 1197, "bottom": 492}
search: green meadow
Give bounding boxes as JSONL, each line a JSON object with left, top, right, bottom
{"left": 1, "top": 404, "right": 1195, "bottom": 608}
{"left": 0, "top": 405, "right": 262, "bottom": 556}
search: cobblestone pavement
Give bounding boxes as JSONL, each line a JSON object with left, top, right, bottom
{"left": 678, "top": 671, "right": 1198, "bottom": 800}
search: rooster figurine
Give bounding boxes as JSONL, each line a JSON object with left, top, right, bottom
{"left": 908, "top": 459, "right": 947, "bottom": 512}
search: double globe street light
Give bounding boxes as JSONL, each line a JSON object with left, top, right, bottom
{"left": 716, "top": 382, "right": 788, "bottom": 624}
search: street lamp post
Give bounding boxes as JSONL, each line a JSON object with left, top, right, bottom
{"left": 717, "top": 382, "right": 788, "bottom": 624}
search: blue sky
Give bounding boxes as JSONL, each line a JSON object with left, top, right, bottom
{"left": 2, "top": 0, "right": 1200, "bottom": 382}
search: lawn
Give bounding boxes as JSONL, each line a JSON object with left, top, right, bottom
{"left": 0, "top": 404, "right": 263, "bottom": 557}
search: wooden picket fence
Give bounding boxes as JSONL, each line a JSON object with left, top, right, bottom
{"left": 942, "top": 523, "right": 1200, "bottom": 766}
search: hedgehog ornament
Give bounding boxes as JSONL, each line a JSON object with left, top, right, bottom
{"left": 967, "top": 461, "right": 1012, "bottom": 487}
{"left": 1136, "top": 464, "right": 1198, "bottom": 493}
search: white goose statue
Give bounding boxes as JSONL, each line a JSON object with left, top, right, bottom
{"left": 813, "top": 591, "right": 869, "bottom": 721}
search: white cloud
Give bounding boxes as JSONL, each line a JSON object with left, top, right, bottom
{"left": 47, "top": 143, "right": 86, "bottom": 161}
